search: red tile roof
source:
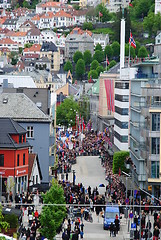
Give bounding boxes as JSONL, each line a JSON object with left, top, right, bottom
{"left": 54, "top": 10, "right": 73, "bottom": 18}
{"left": 0, "top": 38, "right": 17, "bottom": 44}
{"left": 24, "top": 44, "right": 41, "bottom": 53}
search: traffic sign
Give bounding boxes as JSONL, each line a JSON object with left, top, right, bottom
{"left": 129, "top": 213, "right": 133, "bottom": 218}
{"left": 131, "top": 223, "right": 136, "bottom": 230}
{"left": 125, "top": 198, "right": 129, "bottom": 204}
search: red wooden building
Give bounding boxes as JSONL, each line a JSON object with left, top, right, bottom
{"left": 0, "top": 118, "right": 30, "bottom": 194}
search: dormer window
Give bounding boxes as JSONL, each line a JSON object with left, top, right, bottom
{"left": 19, "top": 135, "right": 22, "bottom": 143}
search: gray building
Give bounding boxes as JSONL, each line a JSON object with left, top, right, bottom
{"left": 130, "top": 57, "right": 161, "bottom": 195}
{"left": 87, "top": 79, "right": 99, "bottom": 132}
{"left": 154, "top": 31, "right": 161, "bottom": 77}
{"left": 65, "top": 32, "right": 94, "bottom": 60}
{"left": 0, "top": 92, "right": 54, "bottom": 183}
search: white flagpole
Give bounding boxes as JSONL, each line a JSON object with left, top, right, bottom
{"left": 128, "top": 29, "right": 131, "bottom": 68}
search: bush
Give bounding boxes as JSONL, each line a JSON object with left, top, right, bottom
{"left": 113, "top": 151, "right": 129, "bottom": 174}
{"left": 4, "top": 214, "right": 18, "bottom": 229}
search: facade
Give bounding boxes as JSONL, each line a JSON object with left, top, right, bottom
{"left": 0, "top": 93, "right": 53, "bottom": 183}
{"left": 0, "top": 118, "right": 30, "bottom": 194}
{"left": 93, "top": 34, "right": 109, "bottom": 50}
{"left": 130, "top": 57, "right": 160, "bottom": 193}
{"left": 155, "top": 0, "right": 161, "bottom": 14}
{"left": 0, "top": 0, "right": 11, "bottom": 9}
{"left": 106, "top": 0, "right": 130, "bottom": 12}
{"left": 87, "top": 79, "right": 99, "bottom": 132}
{"left": 65, "top": 31, "right": 94, "bottom": 60}
{"left": 36, "top": 1, "right": 72, "bottom": 14}
{"left": 40, "top": 30, "right": 57, "bottom": 45}
{"left": 154, "top": 33, "right": 161, "bottom": 77}
{"left": 0, "top": 38, "right": 19, "bottom": 52}
{"left": 28, "top": 153, "right": 42, "bottom": 187}
{"left": 40, "top": 42, "right": 60, "bottom": 72}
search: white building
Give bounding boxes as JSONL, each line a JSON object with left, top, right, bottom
{"left": 0, "top": 0, "right": 11, "bottom": 9}
{"left": 40, "top": 30, "right": 57, "bottom": 45}
{"left": 36, "top": 1, "right": 72, "bottom": 14}
{"left": 155, "top": 0, "right": 161, "bottom": 14}
{"left": 106, "top": 0, "right": 130, "bottom": 12}
{"left": 93, "top": 34, "right": 109, "bottom": 50}
{"left": 0, "top": 75, "right": 36, "bottom": 88}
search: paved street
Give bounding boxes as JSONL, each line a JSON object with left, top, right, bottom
{"left": 57, "top": 155, "right": 131, "bottom": 240}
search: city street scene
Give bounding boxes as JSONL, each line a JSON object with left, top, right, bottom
{"left": 0, "top": 0, "right": 161, "bottom": 239}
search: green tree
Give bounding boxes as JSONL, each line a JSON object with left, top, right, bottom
{"left": 111, "top": 41, "right": 120, "bottom": 59}
{"left": 64, "top": 60, "right": 73, "bottom": 73}
{"left": 133, "top": 0, "right": 153, "bottom": 19}
{"left": 83, "top": 50, "right": 92, "bottom": 66}
{"left": 22, "top": 0, "right": 30, "bottom": 8}
{"left": 104, "top": 45, "right": 113, "bottom": 60}
{"left": 24, "top": 43, "right": 33, "bottom": 48}
{"left": 40, "top": 179, "right": 66, "bottom": 240}
{"left": 96, "top": 66, "right": 104, "bottom": 75}
{"left": 95, "top": 3, "right": 113, "bottom": 22}
{"left": 113, "top": 151, "right": 129, "bottom": 174}
{"left": 0, "top": 205, "right": 9, "bottom": 232}
{"left": 76, "top": 59, "right": 85, "bottom": 79}
{"left": 93, "top": 50, "right": 104, "bottom": 63}
{"left": 88, "top": 70, "right": 98, "bottom": 79}
{"left": 109, "top": 60, "right": 116, "bottom": 69}
{"left": 19, "top": 47, "right": 23, "bottom": 54}
{"left": 73, "top": 4, "right": 80, "bottom": 10}
{"left": 82, "top": 22, "right": 93, "bottom": 30}
{"left": 73, "top": 51, "right": 83, "bottom": 63}
{"left": 135, "top": 41, "right": 141, "bottom": 56}
{"left": 125, "top": 44, "right": 136, "bottom": 58}
{"left": 56, "top": 96, "right": 79, "bottom": 127}
{"left": 138, "top": 46, "right": 148, "bottom": 58}
{"left": 90, "top": 60, "right": 99, "bottom": 70}
{"left": 95, "top": 43, "right": 102, "bottom": 51}
{"left": 143, "top": 12, "right": 155, "bottom": 36}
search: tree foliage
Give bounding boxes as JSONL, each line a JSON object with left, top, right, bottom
{"left": 143, "top": 12, "right": 161, "bottom": 36}
{"left": 93, "top": 50, "right": 104, "bottom": 63}
{"left": 56, "top": 96, "right": 79, "bottom": 127}
{"left": 113, "top": 151, "right": 129, "bottom": 174}
{"left": 96, "top": 65, "right": 104, "bottom": 75}
{"left": 138, "top": 46, "right": 148, "bottom": 58}
{"left": 125, "top": 44, "right": 136, "bottom": 58}
{"left": 95, "top": 3, "right": 113, "bottom": 22}
{"left": 88, "top": 70, "right": 98, "bottom": 79}
{"left": 90, "top": 60, "right": 99, "bottom": 70}
{"left": 111, "top": 41, "right": 120, "bottom": 59}
{"left": 82, "top": 22, "right": 93, "bottom": 30}
{"left": 76, "top": 59, "right": 85, "bottom": 79}
{"left": 73, "top": 51, "right": 83, "bottom": 63}
{"left": 109, "top": 60, "right": 117, "bottom": 69}
{"left": 95, "top": 43, "right": 102, "bottom": 51}
{"left": 132, "top": 0, "right": 154, "bottom": 19}
{"left": 83, "top": 50, "right": 92, "bottom": 66}
{"left": 0, "top": 205, "right": 9, "bottom": 232}
{"left": 104, "top": 45, "right": 113, "bottom": 60}
{"left": 40, "top": 179, "right": 66, "bottom": 240}
{"left": 64, "top": 60, "right": 73, "bottom": 73}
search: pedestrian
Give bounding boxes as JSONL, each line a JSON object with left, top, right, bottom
{"left": 62, "top": 230, "right": 69, "bottom": 240}
{"left": 110, "top": 222, "right": 114, "bottom": 237}
{"left": 153, "top": 226, "right": 160, "bottom": 240}
{"left": 114, "top": 215, "right": 119, "bottom": 233}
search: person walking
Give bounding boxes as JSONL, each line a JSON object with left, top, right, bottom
{"left": 110, "top": 222, "right": 114, "bottom": 237}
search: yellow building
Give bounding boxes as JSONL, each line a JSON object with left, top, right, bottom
{"left": 40, "top": 42, "right": 60, "bottom": 72}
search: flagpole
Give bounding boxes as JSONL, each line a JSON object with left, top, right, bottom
{"left": 128, "top": 29, "right": 131, "bottom": 68}
{"left": 106, "top": 55, "right": 107, "bottom": 71}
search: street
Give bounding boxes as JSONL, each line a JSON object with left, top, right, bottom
{"left": 57, "top": 155, "right": 130, "bottom": 240}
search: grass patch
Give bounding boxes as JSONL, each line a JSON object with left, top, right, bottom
{"left": 92, "top": 28, "right": 114, "bottom": 35}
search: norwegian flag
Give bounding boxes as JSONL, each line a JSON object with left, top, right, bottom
{"left": 106, "top": 55, "right": 109, "bottom": 65}
{"left": 129, "top": 32, "right": 136, "bottom": 49}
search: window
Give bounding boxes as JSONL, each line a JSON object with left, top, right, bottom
{"left": 23, "top": 153, "right": 25, "bottom": 165}
{"left": 28, "top": 146, "right": 33, "bottom": 153}
{"left": 115, "top": 106, "right": 128, "bottom": 115}
{"left": 152, "top": 138, "right": 160, "bottom": 154}
{"left": 151, "top": 161, "right": 159, "bottom": 178}
{"left": 19, "top": 135, "right": 22, "bottom": 143}
{"left": 33, "top": 176, "right": 35, "bottom": 184}
{"left": 115, "top": 94, "right": 129, "bottom": 102}
{"left": 27, "top": 126, "right": 34, "bottom": 138}
{"left": 114, "top": 131, "right": 128, "bottom": 143}
{"left": 17, "top": 154, "right": 19, "bottom": 166}
{"left": 0, "top": 154, "right": 4, "bottom": 166}
{"left": 23, "top": 134, "right": 26, "bottom": 142}
{"left": 36, "top": 175, "right": 38, "bottom": 184}
{"left": 152, "top": 113, "right": 160, "bottom": 131}
{"left": 115, "top": 119, "right": 128, "bottom": 129}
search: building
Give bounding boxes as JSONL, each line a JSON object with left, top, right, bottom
{"left": 36, "top": 1, "right": 73, "bottom": 14}
{"left": 65, "top": 29, "right": 94, "bottom": 60}
{"left": 40, "top": 30, "right": 57, "bottom": 45}
{"left": 2, "top": 19, "right": 18, "bottom": 31}
{"left": 0, "top": 75, "right": 36, "bottom": 88}
{"left": 93, "top": 34, "right": 109, "bottom": 50}
{"left": 154, "top": 32, "right": 161, "bottom": 78}
{"left": 87, "top": 79, "right": 99, "bottom": 132}
{"left": 106, "top": 0, "right": 130, "bottom": 12}
{"left": 0, "top": 118, "right": 30, "bottom": 194}
{"left": 0, "top": 0, "right": 11, "bottom": 9}
{"left": 40, "top": 42, "right": 60, "bottom": 72}
{"left": 28, "top": 153, "right": 42, "bottom": 187}
{"left": 155, "top": 0, "right": 161, "bottom": 14}
{"left": 0, "top": 38, "right": 19, "bottom": 52}
{"left": 0, "top": 92, "right": 53, "bottom": 183}
{"left": 129, "top": 57, "right": 160, "bottom": 194}
{"left": 54, "top": 10, "right": 73, "bottom": 28}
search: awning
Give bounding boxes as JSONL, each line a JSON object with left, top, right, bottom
{"left": 2, "top": 207, "right": 22, "bottom": 217}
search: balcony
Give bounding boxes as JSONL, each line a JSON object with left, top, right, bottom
{"left": 135, "top": 73, "right": 158, "bottom": 79}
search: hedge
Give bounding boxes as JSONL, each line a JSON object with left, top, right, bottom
{"left": 112, "top": 151, "right": 129, "bottom": 174}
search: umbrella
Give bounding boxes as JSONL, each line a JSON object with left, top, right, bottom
{"left": 99, "top": 184, "right": 105, "bottom": 187}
